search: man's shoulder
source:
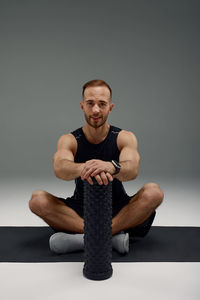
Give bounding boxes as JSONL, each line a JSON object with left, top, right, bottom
{"left": 61, "top": 126, "right": 82, "bottom": 141}
{"left": 111, "top": 125, "right": 136, "bottom": 137}
{"left": 57, "top": 131, "right": 78, "bottom": 149}
{"left": 118, "top": 129, "right": 137, "bottom": 138}
{"left": 117, "top": 129, "right": 138, "bottom": 149}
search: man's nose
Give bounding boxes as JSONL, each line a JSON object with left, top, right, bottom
{"left": 92, "top": 104, "right": 100, "bottom": 113}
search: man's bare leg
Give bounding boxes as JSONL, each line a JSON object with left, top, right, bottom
{"left": 112, "top": 182, "right": 164, "bottom": 235}
{"left": 29, "top": 182, "right": 163, "bottom": 236}
{"left": 29, "top": 190, "right": 84, "bottom": 233}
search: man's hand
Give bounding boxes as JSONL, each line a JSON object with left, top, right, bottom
{"left": 80, "top": 159, "right": 116, "bottom": 185}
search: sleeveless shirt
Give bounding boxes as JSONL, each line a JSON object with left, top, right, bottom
{"left": 70, "top": 125, "right": 129, "bottom": 203}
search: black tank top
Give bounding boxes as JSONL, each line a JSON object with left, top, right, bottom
{"left": 70, "top": 125, "right": 129, "bottom": 202}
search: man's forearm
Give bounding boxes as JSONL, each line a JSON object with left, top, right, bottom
{"left": 54, "top": 158, "right": 138, "bottom": 183}
{"left": 113, "top": 160, "right": 138, "bottom": 182}
{"left": 54, "top": 159, "right": 84, "bottom": 181}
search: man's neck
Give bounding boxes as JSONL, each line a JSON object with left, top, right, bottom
{"left": 82, "top": 122, "right": 110, "bottom": 144}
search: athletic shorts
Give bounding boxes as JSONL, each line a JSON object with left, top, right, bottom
{"left": 57, "top": 193, "right": 156, "bottom": 238}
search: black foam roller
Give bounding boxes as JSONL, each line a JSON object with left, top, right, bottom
{"left": 83, "top": 178, "right": 113, "bottom": 280}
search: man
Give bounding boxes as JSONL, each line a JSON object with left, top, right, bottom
{"left": 29, "top": 79, "right": 164, "bottom": 254}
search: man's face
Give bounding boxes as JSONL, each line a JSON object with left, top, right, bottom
{"left": 80, "top": 86, "right": 114, "bottom": 129}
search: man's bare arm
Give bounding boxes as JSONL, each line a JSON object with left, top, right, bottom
{"left": 79, "top": 131, "right": 140, "bottom": 183}
{"left": 53, "top": 134, "right": 84, "bottom": 181}
{"left": 53, "top": 131, "right": 140, "bottom": 183}
{"left": 113, "top": 131, "right": 140, "bottom": 182}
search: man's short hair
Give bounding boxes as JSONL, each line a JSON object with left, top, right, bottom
{"left": 82, "top": 79, "right": 112, "bottom": 100}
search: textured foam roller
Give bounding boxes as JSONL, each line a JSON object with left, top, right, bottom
{"left": 83, "top": 178, "right": 113, "bottom": 280}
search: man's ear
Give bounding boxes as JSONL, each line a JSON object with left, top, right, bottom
{"left": 80, "top": 101, "right": 84, "bottom": 111}
{"left": 109, "top": 103, "right": 114, "bottom": 113}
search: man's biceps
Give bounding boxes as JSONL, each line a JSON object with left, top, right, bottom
{"left": 119, "top": 147, "right": 139, "bottom": 162}
{"left": 54, "top": 149, "right": 74, "bottom": 162}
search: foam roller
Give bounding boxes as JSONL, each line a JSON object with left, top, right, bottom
{"left": 83, "top": 178, "right": 113, "bottom": 280}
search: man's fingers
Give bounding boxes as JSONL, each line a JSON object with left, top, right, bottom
{"left": 99, "top": 172, "right": 108, "bottom": 185}
{"left": 94, "top": 172, "right": 113, "bottom": 185}
{"left": 106, "top": 172, "right": 113, "bottom": 182}
{"left": 94, "top": 174, "right": 103, "bottom": 185}
{"left": 87, "top": 176, "right": 93, "bottom": 185}
{"left": 81, "top": 168, "right": 113, "bottom": 185}
{"left": 81, "top": 166, "right": 96, "bottom": 180}
{"left": 101, "top": 172, "right": 113, "bottom": 184}
{"left": 81, "top": 160, "right": 111, "bottom": 180}
{"left": 90, "top": 168, "right": 103, "bottom": 177}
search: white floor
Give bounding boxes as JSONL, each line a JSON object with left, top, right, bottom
{"left": 0, "top": 177, "right": 199, "bottom": 300}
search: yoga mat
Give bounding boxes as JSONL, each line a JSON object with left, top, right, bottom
{"left": 0, "top": 226, "right": 199, "bottom": 263}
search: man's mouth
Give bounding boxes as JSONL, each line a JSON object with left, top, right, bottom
{"left": 91, "top": 117, "right": 101, "bottom": 121}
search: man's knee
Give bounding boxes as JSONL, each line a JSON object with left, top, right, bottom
{"left": 142, "top": 182, "right": 164, "bottom": 209}
{"left": 29, "top": 190, "right": 50, "bottom": 216}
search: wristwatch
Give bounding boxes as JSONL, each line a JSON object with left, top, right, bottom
{"left": 111, "top": 160, "right": 121, "bottom": 175}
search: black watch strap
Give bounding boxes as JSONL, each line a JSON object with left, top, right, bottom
{"left": 111, "top": 160, "right": 121, "bottom": 175}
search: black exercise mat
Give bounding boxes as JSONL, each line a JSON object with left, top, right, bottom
{"left": 0, "top": 226, "right": 199, "bottom": 262}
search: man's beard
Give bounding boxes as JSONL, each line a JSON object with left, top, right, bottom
{"left": 84, "top": 113, "right": 108, "bottom": 129}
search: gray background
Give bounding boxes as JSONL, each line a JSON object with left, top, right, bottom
{"left": 1, "top": 0, "right": 199, "bottom": 180}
